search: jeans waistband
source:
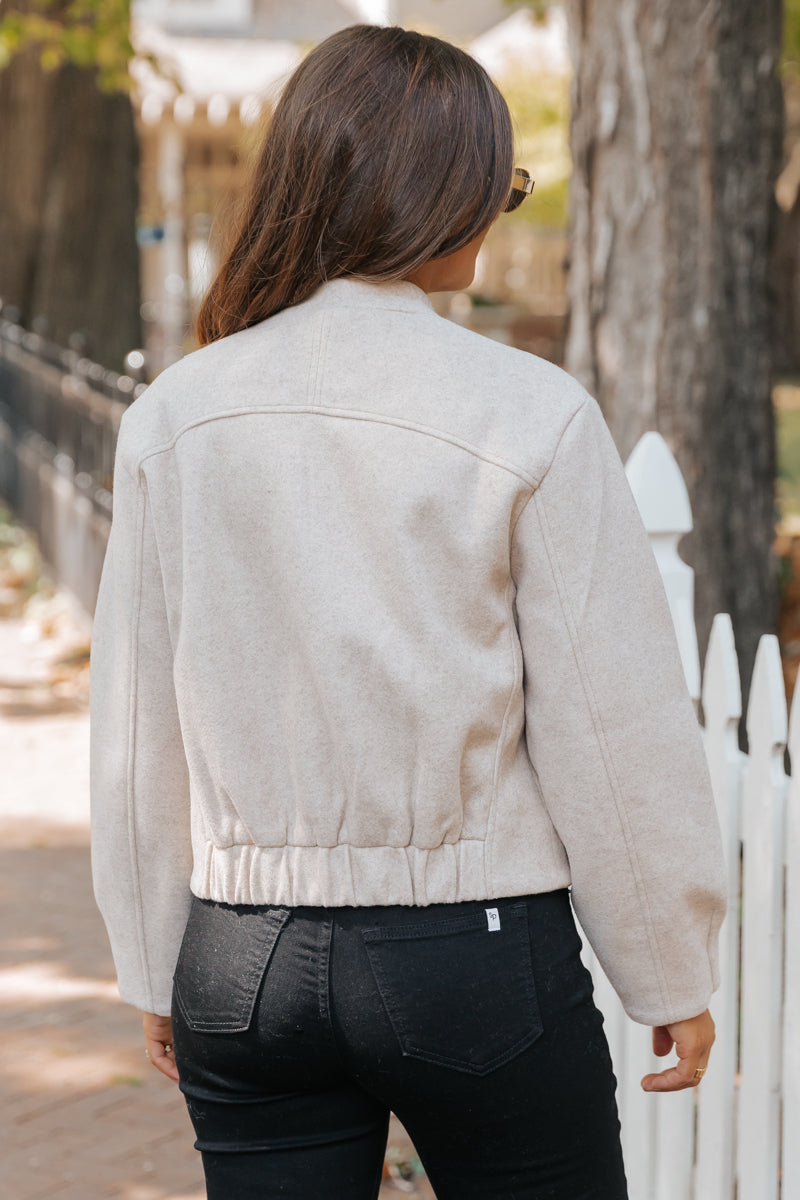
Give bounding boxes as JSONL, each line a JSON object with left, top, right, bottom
{"left": 196, "top": 887, "right": 571, "bottom": 929}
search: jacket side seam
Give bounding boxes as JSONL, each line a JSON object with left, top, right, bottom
{"left": 131, "top": 406, "right": 540, "bottom": 489}
{"left": 484, "top": 573, "right": 524, "bottom": 894}
{"left": 509, "top": 485, "right": 537, "bottom": 545}
{"left": 125, "top": 473, "right": 154, "bottom": 1012}
{"left": 532, "top": 487, "right": 676, "bottom": 1019}
{"left": 116, "top": 453, "right": 137, "bottom": 485}
{"left": 218, "top": 782, "right": 258, "bottom": 848}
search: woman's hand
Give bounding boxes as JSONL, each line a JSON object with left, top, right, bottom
{"left": 142, "top": 1012, "right": 180, "bottom": 1083}
{"left": 641, "top": 1009, "right": 715, "bottom": 1092}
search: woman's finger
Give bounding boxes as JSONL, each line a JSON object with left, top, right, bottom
{"left": 641, "top": 1010, "right": 714, "bottom": 1093}
{"left": 145, "top": 1036, "right": 180, "bottom": 1082}
{"left": 142, "top": 1013, "right": 180, "bottom": 1083}
{"left": 641, "top": 1058, "right": 705, "bottom": 1092}
{"left": 651, "top": 1025, "right": 674, "bottom": 1057}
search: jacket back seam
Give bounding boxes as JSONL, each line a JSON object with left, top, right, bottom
{"left": 306, "top": 311, "right": 329, "bottom": 408}
{"left": 132, "top": 406, "right": 541, "bottom": 489}
{"left": 531, "top": 487, "right": 676, "bottom": 1019}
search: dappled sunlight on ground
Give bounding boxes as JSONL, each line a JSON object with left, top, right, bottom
{"left": 121, "top": 1191, "right": 205, "bottom": 1200}
{"left": 0, "top": 841, "right": 205, "bottom": 1199}
{"left": 0, "top": 604, "right": 432, "bottom": 1198}
{"left": 0, "top": 840, "right": 432, "bottom": 1199}
{"left": 0, "top": 960, "right": 121, "bottom": 1006}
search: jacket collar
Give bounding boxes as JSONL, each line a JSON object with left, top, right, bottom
{"left": 298, "top": 276, "right": 435, "bottom": 316}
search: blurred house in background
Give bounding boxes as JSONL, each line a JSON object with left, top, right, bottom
{"left": 130, "top": 0, "right": 570, "bottom": 374}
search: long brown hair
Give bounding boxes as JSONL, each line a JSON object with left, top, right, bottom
{"left": 196, "top": 24, "right": 514, "bottom": 345}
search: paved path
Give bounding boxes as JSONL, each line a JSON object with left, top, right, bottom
{"left": 0, "top": 614, "right": 433, "bottom": 1200}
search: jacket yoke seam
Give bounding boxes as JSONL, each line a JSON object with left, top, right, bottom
{"left": 532, "top": 487, "right": 676, "bottom": 1020}
{"left": 131, "top": 407, "right": 540, "bottom": 488}
{"left": 125, "top": 475, "right": 155, "bottom": 1012}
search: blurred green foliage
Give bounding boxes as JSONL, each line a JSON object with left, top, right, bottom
{"left": 501, "top": 65, "right": 571, "bottom": 228}
{"left": 785, "top": 0, "right": 800, "bottom": 74}
{"left": 0, "top": 0, "right": 164, "bottom": 92}
{"left": 777, "top": 399, "right": 800, "bottom": 518}
{"left": 505, "top": 0, "right": 557, "bottom": 18}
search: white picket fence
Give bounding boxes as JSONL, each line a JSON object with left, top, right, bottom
{"left": 586, "top": 431, "right": 800, "bottom": 1200}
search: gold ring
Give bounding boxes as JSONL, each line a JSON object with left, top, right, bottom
{"left": 693, "top": 1067, "right": 706, "bottom": 1081}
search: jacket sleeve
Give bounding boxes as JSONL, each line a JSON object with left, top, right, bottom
{"left": 511, "top": 394, "right": 727, "bottom": 1026}
{"left": 90, "top": 425, "right": 193, "bottom": 1016}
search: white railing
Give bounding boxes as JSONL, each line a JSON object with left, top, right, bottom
{"left": 587, "top": 431, "right": 800, "bottom": 1199}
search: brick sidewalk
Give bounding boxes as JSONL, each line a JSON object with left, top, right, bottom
{"left": 0, "top": 615, "right": 433, "bottom": 1200}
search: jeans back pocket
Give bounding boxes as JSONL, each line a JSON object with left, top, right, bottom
{"left": 173, "top": 896, "right": 290, "bottom": 1033}
{"left": 361, "top": 901, "right": 542, "bottom": 1075}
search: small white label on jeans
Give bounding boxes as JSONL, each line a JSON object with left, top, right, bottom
{"left": 486, "top": 907, "right": 501, "bottom": 931}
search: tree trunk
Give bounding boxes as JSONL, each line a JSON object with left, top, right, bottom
{"left": 772, "top": 191, "right": 800, "bottom": 375}
{"left": 565, "top": 0, "right": 784, "bottom": 711}
{"left": 0, "top": 7, "right": 141, "bottom": 372}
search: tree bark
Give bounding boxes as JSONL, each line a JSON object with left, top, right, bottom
{"left": 772, "top": 190, "right": 800, "bottom": 374}
{"left": 565, "top": 0, "right": 784, "bottom": 710}
{"left": 0, "top": 5, "right": 141, "bottom": 372}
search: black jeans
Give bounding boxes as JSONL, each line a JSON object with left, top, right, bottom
{"left": 171, "top": 888, "right": 628, "bottom": 1199}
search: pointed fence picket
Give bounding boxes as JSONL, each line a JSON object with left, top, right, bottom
{"left": 586, "top": 433, "right": 800, "bottom": 1200}
{"left": 695, "top": 614, "right": 742, "bottom": 1200}
{"left": 736, "top": 636, "right": 787, "bottom": 1200}
{"left": 625, "top": 433, "right": 700, "bottom": 701}
{"left": 619, "top": 1023, "right": 657, "bottom": 1199}
{"left": 654, "top": 1084, "right": 694, "bottom": 1200}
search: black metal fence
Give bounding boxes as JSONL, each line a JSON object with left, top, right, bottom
{"left": 0, "top": 318, "right": 146, "bottom": 614}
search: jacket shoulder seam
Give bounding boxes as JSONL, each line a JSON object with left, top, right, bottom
{"left": 531, "top": 484, "right": 676, "bottom": 1017}
{"left": 131, "top": 406, "right": 541, "bottom": 488}
{"left": 535, "top": 395, "right": 590, "bottom": 491}
{"left": 508, "top": 398, "right": 589, "bottom": 542}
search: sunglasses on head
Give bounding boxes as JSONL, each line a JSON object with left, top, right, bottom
{"left": 505, "top": 168, "right": 534, "bottom": 214}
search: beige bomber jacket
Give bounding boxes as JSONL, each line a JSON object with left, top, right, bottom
{"left": 90, "top": 278, "right": 727, "bottom": 1024}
